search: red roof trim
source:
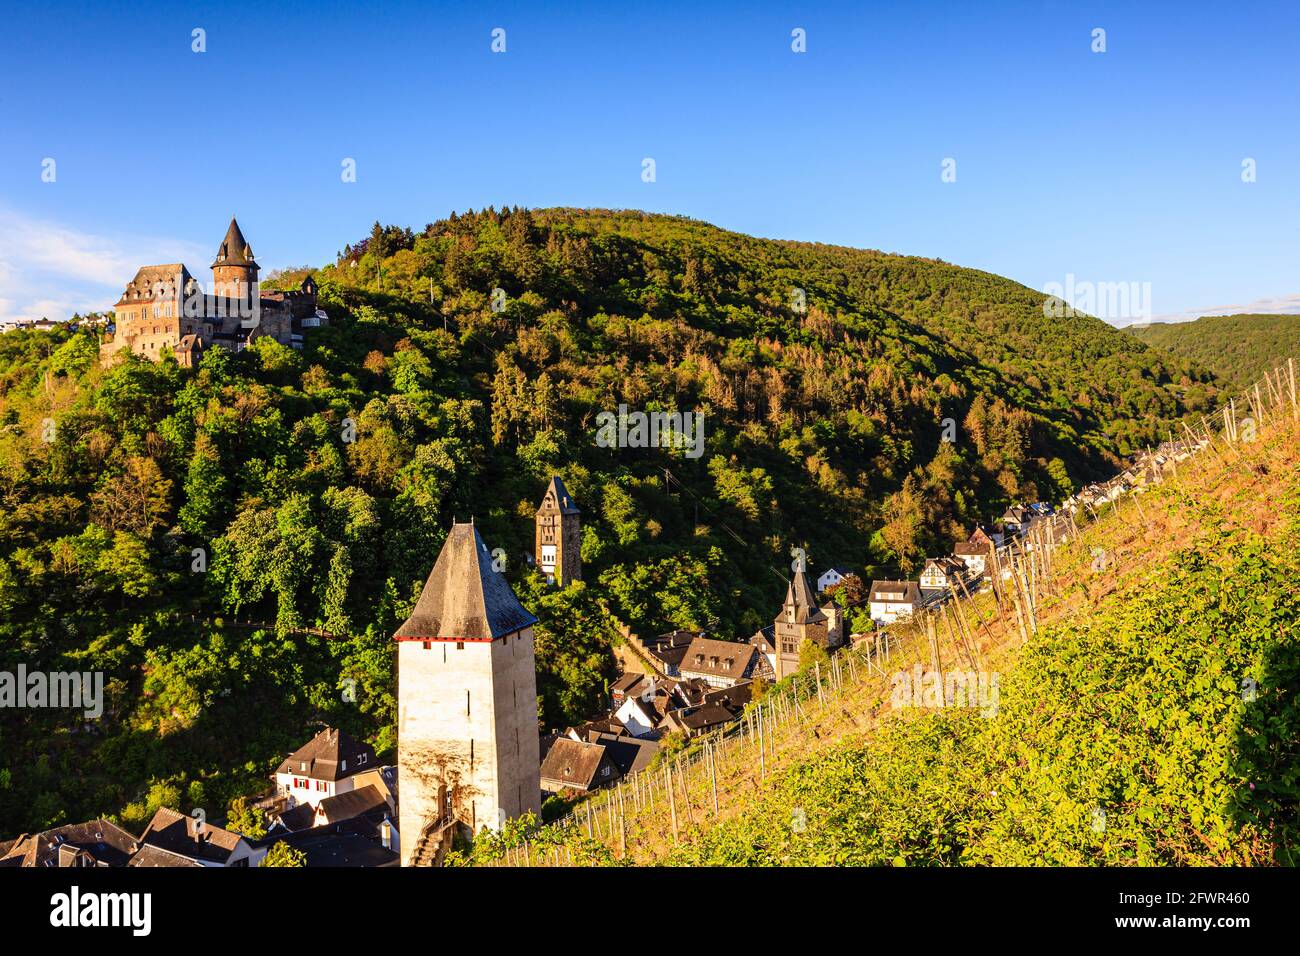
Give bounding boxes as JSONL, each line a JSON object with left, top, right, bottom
{"left": 393, "top": 635, "right": 496, "bottom": 644}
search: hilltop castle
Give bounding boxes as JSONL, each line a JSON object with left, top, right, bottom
{"left": 99, "top": 217, "right": 327, "bottom": 367}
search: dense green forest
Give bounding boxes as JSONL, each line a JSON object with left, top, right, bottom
{"left": 0, "top": 208, "right": 1223, "bottom": 836}
{"left": 1128, "top": 313, "right": 1300, "bottom": 390}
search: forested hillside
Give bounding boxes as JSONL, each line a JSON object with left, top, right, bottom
{"left": 1128, "top": 313, "right": 1300, "bottom": 389}
{"left": 0, "top": 208, "right": 1222, "bottom": 836}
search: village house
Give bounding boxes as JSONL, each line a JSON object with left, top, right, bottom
{"left": 138, "top": 807, "right": 262, "bottom": 867}
{"left": 253, "top": 817, "right": 399, "bottom": 867}
{"left": 969, "top": 524, "right": 1005, "bottom": 549}
{"left": 99, "top": 217, "right": 327, "bottom": 367}
{"left": 613, "top": 676, "right": 678, "bottom": 737}
{"left": 678, "top": 636, "right": 760, "bottom": 689}
{"left": 920, "top": 557, "right": 968, "bottom": 593}
{"left": 586, "top": 732, "right": 659, "bottom": 777}
{"left": 273, "top": 727, "right": 380, "bottom": 812}
{"left": 816, "top": 566, "right": 854, "bottom": 593}
{"left": 868, "top": 580, "right": 922, "bottom": 625}
{"left": 658, "top": 684, "right": 751, "bottom": 737}
{"left": 0, "top": 819, "right": 141, "bottom": 868}
{"left": 953, "top": 539, "right": 993, "bottom": 577}
{"left": 1001, "top": 505, "right": 1031, "bottom": 536}
{"left": 539, "top": 737, "right": 621, "bottom": 794}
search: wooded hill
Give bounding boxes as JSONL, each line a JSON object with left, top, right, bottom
{"left": 1128, "top": 313, "right": 1300, "bottom": 390}
{"left": 0, "top": 208, "right": 1223, "bottom": 836}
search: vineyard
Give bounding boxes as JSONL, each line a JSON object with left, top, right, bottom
{"left": 458, "top": 362, "right": 1300, "bottom": 867}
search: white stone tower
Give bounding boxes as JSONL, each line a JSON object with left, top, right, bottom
{"left": 395, "top": 521, "right": 542, "bottom": 865}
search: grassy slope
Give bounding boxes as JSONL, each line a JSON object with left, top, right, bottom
{"left": 1128, "top": 314, "right": 1300, "bottom": 390}
{"left": 476, "top": 401, "right": 1300, "bottom": 867}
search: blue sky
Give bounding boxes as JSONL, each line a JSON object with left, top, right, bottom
{"left": 2, "top": 0, "right": 1298, "bottom": 325}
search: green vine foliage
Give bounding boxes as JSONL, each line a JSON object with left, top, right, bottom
{"left": 671, "top": 493, "right": 1300, "bottom": 866}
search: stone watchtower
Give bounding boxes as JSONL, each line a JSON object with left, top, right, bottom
{"left": 394, "top": 522, "right": 542, "bottom": 865}
{"left": 211, "top": 216, "right": 259, "bottom": 306}
{"left": 534, "top": 476, "right": 581, "bottom": 586}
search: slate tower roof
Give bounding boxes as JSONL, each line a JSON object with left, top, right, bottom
{"left": 214, "top": 216, "right": 255, "bottom": 264}
{"left": 394, "top": 521, "right": 539, "bottom": 641}
{"left": 780, "top": 567, "right": 827, "bottom": 625}
{"left": 537, "top": 475, "right": 580, "bottom": 515}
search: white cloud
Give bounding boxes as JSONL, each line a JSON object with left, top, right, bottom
{"left": 1139, "top": 293, "right": 1300, "bottom": 325}
{"left": 0, "top": 208, "right": 208, "bottom": 325}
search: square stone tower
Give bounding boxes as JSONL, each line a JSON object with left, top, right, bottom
{"left": 395, "top": 522, "right": 542, "bottom": 865}
{"left": 772, "top": 568, "right": 829, "bottom": 679}
{"left": 534, "top": 476, "right": 581, "bottom": 586}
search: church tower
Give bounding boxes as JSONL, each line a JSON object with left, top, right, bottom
{"left": 395, "top": 522, "right": 542, "bottom": 865}
{"left": 211, "top": 216, "right": 259, "bottom": 307}
{"left": 772, "top": 567, "right": 830, "bottom": 680}
{"left": 534, "top": 476, "right": 581, "bottom": 586}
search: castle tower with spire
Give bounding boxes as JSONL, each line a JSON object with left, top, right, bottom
{"left": 535, "top": 476, "right": 581, "bottom": 586}
{"left": 211, "top": 217, "right": 259, "bottom": 304}
{"left": 394, "top": 522, "right": 542, "bottom": 865}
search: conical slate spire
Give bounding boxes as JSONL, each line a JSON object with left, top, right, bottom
{"left": 394, "top": 522, "right": 538, "bottom": 641}
{"left": 782, "top": 567, "right": 826, "bottom": 625}
{"left": 214, "top": 216, "right": 255, "bottom": 264}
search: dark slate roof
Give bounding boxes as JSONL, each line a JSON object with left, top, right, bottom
{"left": 780, "top": 569, "right": 827, "bottom": 625}
{"left": 260, "top": 819, "right": 399, "bottom": 867}
{"left": 664, "top": 702, "right": 737, "bottom": 733}
{"left": 590, "top": 733, "right": 659, "bottom": 776}
{"left": 537, "top": 476, "right": 580, "bottom": 514}
{"left": 611, "top": 672, "right": 647, "bottom": 695}
{"left": 539, "top": 738, "right": 612, "bottom": 790}
{"left": 274, "top": 803, "right": 318, "bottom": 833}
{"left": 117, "top": 264, "right": 191, "bottom": 306}
{"left": 140, "top": 808, "right": 245, "bottom": 865}
{"left": 128, "top": 844, "right": 202, "bottom": 867}
{"left": 394, "top": 522, "right": 538, "bottom": 641}
{"left": 275, "top": 727, "right": 377, "bottom": 781}
{"left": 214, "top": 216, "right": 255, "bottom": 264}
{"left": 318, "top": 784, "right": 389, "bottom": 823}
{"left": 8, "top": 819, "right": 139, "bottom": 868}
{"left": 679, "top": 637, "right": 757, "bottom": 682}
{"left": 868, "top": 580, "right": 922, "bottom": 604}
